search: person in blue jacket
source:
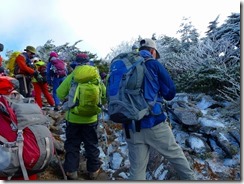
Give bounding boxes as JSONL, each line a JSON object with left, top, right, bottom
{"left": 46, "top": 51, "right": 67, "bottom": 111}
{"left": 126, "top": 38, "right": 196, "bottom": 180}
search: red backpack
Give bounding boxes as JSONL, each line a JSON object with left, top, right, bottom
{"left": 0, "top": 93, "right": 54, "bottom": 180}
{"left": 0, "top": 76, "right": 19, "bottom": 95}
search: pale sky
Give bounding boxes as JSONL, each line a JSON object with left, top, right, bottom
{"left": 0, "top": 0, "right": 240, "bottom": 60}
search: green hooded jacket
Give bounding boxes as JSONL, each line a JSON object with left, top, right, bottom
{"left": 56, "top": 70, "right": 107, "bottom": 124}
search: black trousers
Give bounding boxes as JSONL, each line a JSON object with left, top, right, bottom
{"left": 16, "top": 76, "right": 32, "bottom": 97}
{"left": 63, "top": 121, "right": 101, "bottom": 173}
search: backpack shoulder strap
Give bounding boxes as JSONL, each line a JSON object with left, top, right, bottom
{"left": 0, "top": 95, "right": 18, "bottom": 129}
{"left": 142, "top": 58, "right": 159, "bottom": 111}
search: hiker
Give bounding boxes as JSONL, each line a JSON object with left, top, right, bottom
{"left": 14, "top": 46, "right": 43, "bottom": 97}
{"left": 70, "top": 54, "right": 94, "bottom": 70}
{"left": 0, "top": 43, "right": 4, "bottom": 67}
{"left": 125, "top": 38, "right": 196, "bottom": 180}
{"left": 100, "top": 72, "right": 107, "bottom": 85}
{"left": 46, "top": 51, "right": 67, "bottom": 111}
{"left": 132, "top": 44, "right": 139, "bottom": 52}
{"left": 56, "top": 53, "right": 106, "bottom": 180}
{"left": 70, "top": 60, "right": 79, "bottom": 70}
{"left": 32, "top": 57, "right": 55, "bottom": 108}
{"left": 0, "top": 66, "right": 6, "bottom": 76}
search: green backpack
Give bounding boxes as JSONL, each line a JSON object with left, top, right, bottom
{"left": 67, "top": 65, "right": 102, "bottom": 116}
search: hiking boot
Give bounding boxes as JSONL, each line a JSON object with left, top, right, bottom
{"left": 66, "top": 171, "right": 78, "bottom": 180}
{"left": 89, "top": 168, "right": 101, "bottom": 180}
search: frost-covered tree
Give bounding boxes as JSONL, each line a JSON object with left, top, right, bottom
{"left": 170, "top": 14, "right": 240, "bottom": 105}
{"left": 105, "top": 12, "right": 240, "bottom": 105}
{"left": 36, "top": 40, "right": 92, "bottom": 63}
{"left": 206, "top": 15, "right": 220, "bottom": 40}
{"left": 207, "top": 13, "right": 240, "bottom": 48}
{"left": 105, "top": 38, "right": 139, "bottom": 62}
{"left": 177, "top": 17, "right": 200, "bottom": 50}
{"left": 156, "top": 35, "right": 182, "bottom": 71}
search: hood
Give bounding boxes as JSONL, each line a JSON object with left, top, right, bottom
{"left": 139, "top": 50, "right": 154, "bottom": 60}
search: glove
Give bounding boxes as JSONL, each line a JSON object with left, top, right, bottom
{"left": 34, "top": 70, "right": 44, "bottom": 82}
{"left": 33, "top": 70, "right": 39, "bottom": 78}
{"left": 36, "top": 74, "right": 44, "bottom": 83}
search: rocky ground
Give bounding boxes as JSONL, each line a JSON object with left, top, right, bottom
{"left": 34, "top": 92, "right": 241, "bottom": 181}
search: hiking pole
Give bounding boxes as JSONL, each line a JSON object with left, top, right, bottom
{"left": 54, "top": 148, "right": 67, "bottom": 180}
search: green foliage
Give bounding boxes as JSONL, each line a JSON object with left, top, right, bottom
{"left": 94, "top": 59, "right": 109, "bottom": 74}
{"left": 175, "top": 65, "right": 228, "bottom": 95}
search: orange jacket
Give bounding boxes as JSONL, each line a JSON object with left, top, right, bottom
{"left": 15, "top": 54, "right": 35, "bottom": 75}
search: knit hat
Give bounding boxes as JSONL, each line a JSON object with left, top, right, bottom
{"left": 139, "top": 38, "right": 160, "bottom": 59}
{"left": 76, "top": 53, "right": 89, "bottom": 64}
{"left": 24, "top": 46, "right": 36, "bottom": 54}
{"left": 50, "top": 51, "right": 58, "bottom": 58}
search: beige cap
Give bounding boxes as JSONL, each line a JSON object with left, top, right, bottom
{"left": 139, "top": 38, "right": 160, "bottom": 59}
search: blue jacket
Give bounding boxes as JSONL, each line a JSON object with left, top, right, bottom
{"left": 137, "top": 50, "right": 176, "bottom": 129}
{"left": 46, "top": 61, "right": 52, "bottom": 84}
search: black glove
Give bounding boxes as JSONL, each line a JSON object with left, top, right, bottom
{"left": 37, "top": 74, "right": 44, "bottom": 83}
{"left": 33, "top": 70, "right": 39, "bottom": 78}
{"left": 34, "top": 71, "right": 44, "bottom": 83}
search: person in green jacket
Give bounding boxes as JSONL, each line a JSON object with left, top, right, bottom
{"left": 56, "top": 53, "right": 106, "bottom": 180}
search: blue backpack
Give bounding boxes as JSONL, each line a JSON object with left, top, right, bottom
{"left": 106, "top": 52, "right": 157, "bottom": 124}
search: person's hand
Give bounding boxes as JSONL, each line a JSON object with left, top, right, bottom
{"left": 36, "top": 74, "right": 44, "bottom": 83}
{"left": 34, "top": 70, "right": 45, "bottom": 82}
{"left": 34, "top": 71, "right": 44, "bottom": 83}
{"left": 33, "top": 70, "right": 39, "bottom": 78}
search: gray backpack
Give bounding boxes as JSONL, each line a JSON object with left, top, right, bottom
{"left": 106, "top": 52, "right": 156, "bottom": 124}
{"left": 0, "top": 92, "right": 54, "bottom": 180}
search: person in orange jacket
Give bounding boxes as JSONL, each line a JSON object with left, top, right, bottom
{"left": 32, "top": 57, "right": 55, "bottom": 108}
{"left": 14, "top": 46, "right": 43, "bottom": 97}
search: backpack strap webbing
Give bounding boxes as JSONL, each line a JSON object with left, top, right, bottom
{"left": 135, "top": 121, "right": 141, "bottom": 132}
{"left": 0, "top": 135, "right": 8, "bottom": 143}
{"left": 124, "top": 123, "right": 130, "bottom": 139}
{"left": 124, "top": 120, "right": 141, "bottom": 139}
{"left": 16, "top": 129, "right": 29, "bottom": 180}
{"left": 39, "top": 137, "right": 51, "bottom": 170}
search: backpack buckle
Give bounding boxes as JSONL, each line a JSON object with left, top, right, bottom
{"left": 10, "top": 122, "right": 18, "bottom": 131}
{"left": 16, "top": 130, "right": 24, "bottom": 142}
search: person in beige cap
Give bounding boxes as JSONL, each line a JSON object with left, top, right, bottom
{"left": 14, "top": 45, "right": 43, "bottom": 97}
{"left": 125, "top": 38, "right": 196, "bottom": 180}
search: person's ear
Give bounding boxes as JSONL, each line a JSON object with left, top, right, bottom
{"left": 150, "top": 49, "right": 156, "bottom": 58}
